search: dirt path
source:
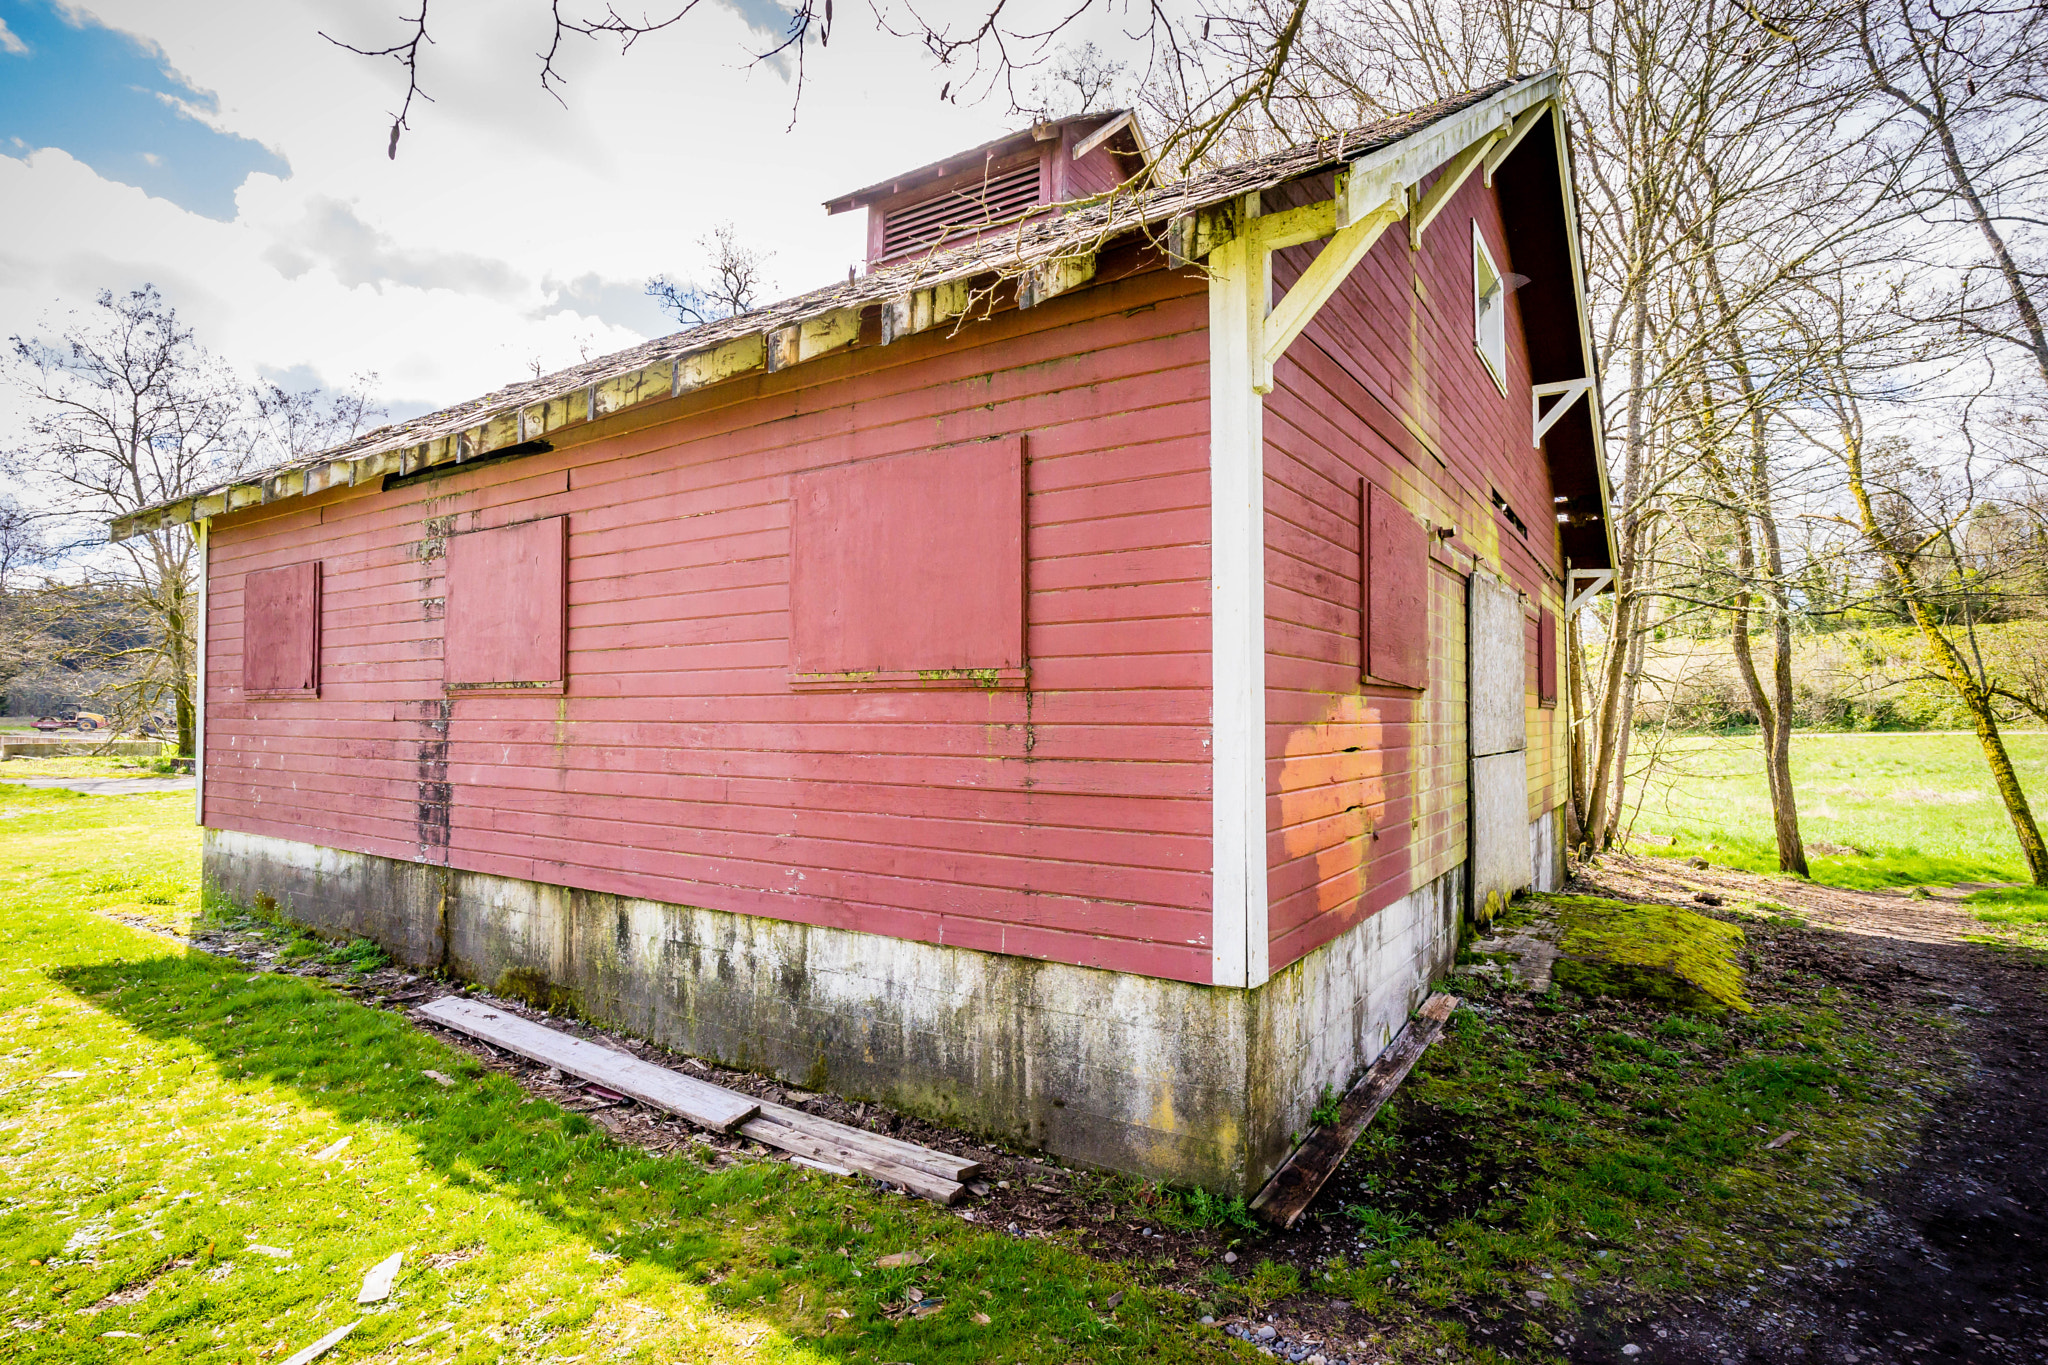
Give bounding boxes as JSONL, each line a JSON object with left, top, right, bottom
{"left": 1567, "top": 856, "right": 2048, "bottom": 1363}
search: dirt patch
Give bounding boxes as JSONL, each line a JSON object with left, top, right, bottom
{"left": 1555, "top": 855, "right": 2048, "bottom": 1363}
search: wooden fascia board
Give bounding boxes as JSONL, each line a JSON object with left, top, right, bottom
{"left": 1339, "top": 72, "right": 1560, "bottom": 229}
{"left": 1545, "top": 105, "right": 1619, "bottom": 570}
{"left": 1072, "top": 111, "right": 1135, "bottom": 160}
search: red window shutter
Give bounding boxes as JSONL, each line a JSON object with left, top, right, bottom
{"left": 242, "top": 560, "right": 320, "bottom": 697}
{"left": 1361, "top": 481, "right": 1428, "bottom": 690}
{"left": 445, "top": 517, "right": 568, "bottom": 690}
{"left": 789, "top": 438, "right": 1026, "bottom": 678}
{"left": 1537, "top": 607, "right": 1558, "bottom": 707}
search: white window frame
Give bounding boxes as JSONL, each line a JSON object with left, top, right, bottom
{"left": 1472, "top": 221, "right": 1509, "bottom": 397}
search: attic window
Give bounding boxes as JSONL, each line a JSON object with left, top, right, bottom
{"left": 880, "top": 159, "right": 1043, "bottom": 261}
{"left": 1473, "top": 223, "right": 1508, "bottom": 395}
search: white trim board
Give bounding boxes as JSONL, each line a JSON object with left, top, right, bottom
{"left": 1208, "top": 217, "right": 1270, "bottom": 990}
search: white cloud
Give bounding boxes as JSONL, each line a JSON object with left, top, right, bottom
{"left": 2, "top": 0, "right": 1052, "bottom": 437}
{"left": 0, "top": 17, "right": 29, "bottom": 54}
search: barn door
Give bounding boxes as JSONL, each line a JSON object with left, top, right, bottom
{"left": 1468, "top": 569, "right": 1530, "bottom": 925}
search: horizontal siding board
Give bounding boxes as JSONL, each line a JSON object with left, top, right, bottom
{"left": 205, "top": 265, "right": 1218, "bottom": 984}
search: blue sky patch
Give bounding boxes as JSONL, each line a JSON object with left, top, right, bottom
{"left": 0, "top": 1, "right": 288, "bottom": 220}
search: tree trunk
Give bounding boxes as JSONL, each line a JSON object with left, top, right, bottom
{"left": 1843, "top": 424, "right": 2048, "bottom": 884}
{"left": 1701, "top": 243, "right": 1810, "bottom": 877}
{"left": 1567, "top": 600, "right": 1593, "bottom": 847}
{"left": 1603, "top": 600, "right": 1648, "bottom": 847}
{"left": 1585, "top": 587, "right": 1635, "bottom": 847}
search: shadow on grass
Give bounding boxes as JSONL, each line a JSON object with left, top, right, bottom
{"left": 51, "top": 949, "right": 1171, "bottom": 1365}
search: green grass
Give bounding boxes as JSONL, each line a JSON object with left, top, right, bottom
{"left": 0, "top": 753, "right": 183, "bottom": 779}
{"left": 1626, "top": 732, "right": 2048, "bottom": 901}
{"left": 1959, "top": 886, "right": 2048, "bottom": 949}
{"left": 0, "top": 783, "right": 1241, "bottom": 1363}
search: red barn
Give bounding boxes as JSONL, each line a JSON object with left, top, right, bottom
{"left": 116, "top": 74, "right": 1615, "bottom": 1193}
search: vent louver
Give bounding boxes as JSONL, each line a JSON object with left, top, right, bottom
{"left": 879, "top": 160, "right": 1044, "bottom": 261}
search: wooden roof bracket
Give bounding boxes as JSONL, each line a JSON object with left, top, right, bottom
{"left": 1567, "top": 568, "right": 1613, "bottom": 614}
{"left": 1254, "top": 194, "right": 1407, "bottom": 392}
{"left": 1532, "top": 377, "right": 1593, "bottom": 446}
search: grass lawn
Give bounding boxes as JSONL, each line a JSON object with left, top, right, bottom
{"left": 0, "top": 782, "right": 1236, "bottom": 1364}
{"left": 1623, "top": 732, "right": 2048, "bottom": 942}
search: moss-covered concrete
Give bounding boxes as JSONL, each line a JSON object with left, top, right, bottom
{"left": 202, "top": 827, "right": 1473, "bottom": 1193}
{"left": 1532, "top": 893, "right": 1752, "bottom": 1014}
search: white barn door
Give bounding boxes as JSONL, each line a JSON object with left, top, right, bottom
{"left": 1468, "top": 570, "right": 1530, "bottom": 924}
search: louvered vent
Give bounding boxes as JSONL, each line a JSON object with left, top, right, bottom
{"left": 879, "top": 160, "right": 1044, "bottom": 261}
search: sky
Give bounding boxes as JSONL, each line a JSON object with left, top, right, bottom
{"left": 0, "top": 0, "right": 1118, "bottom": 427}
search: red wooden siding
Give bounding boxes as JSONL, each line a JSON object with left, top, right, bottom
{"left": 242, "top": 561, "right": 320, "bottom": 697}
{"left": 1361, "top": 482, "right": 1428, "bottom": 689}
{"left": 445, "top": 516, "right": 568, "bottom": 690}
{"left": 1537, "top": 608, "right": 1558, "bottom": 707}
{"left": 1262, "top": 164, "right": 1567, "bottom": 972}
{"left": 788, "top": 438, "right": 1025, "bottom": 678}
{"left": 202, "top": 260, "right": 1218, "bottom": 983}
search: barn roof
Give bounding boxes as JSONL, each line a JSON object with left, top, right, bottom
{"left": 113, "top": 71, "right": 1608, "bottom": 566}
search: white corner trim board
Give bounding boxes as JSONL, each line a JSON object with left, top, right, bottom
{"left": 1209, "top": 214, "right": 1270, "bottom": 991}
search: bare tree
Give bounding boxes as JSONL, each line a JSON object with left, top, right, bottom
{"left": 1855, "top": 0, "right": 2048, "bottom": 387}
{"left": 252, "top": 373, "right": 387, "bottom": 459}
{"left": 646, "top": 223, "right": 775, "bottom": 327}
{"left": 4, "top": 287, "right": 256, "bottom": 756}
{"left": 1792, "top": 282, "right": 2048, "bottom": 884}
{"left": 320, "top": 0, "right": 1314, "bottom": 173}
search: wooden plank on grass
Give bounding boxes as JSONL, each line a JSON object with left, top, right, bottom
{"left": 416, "top": 997, "right": 758, "bottom": 1132}
{"left": 740, "top": 1113, "right": 965, "bottom": 1204}
{"left": 753, "top": 1100, "right": 983, "bottom": 1183}
{"left": 1248, "top": 992, "right": 1459, "bottom": 1229}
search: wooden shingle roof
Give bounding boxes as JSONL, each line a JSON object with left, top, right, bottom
{"left": 112, "top": 77, "right": 1535, "bottom": 541}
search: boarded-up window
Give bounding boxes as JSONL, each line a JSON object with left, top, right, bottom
{"left": 1361, "top": 482, "right": 1429, "bottom": 691}
{"left": 1537, "top": 608, "right": 1558, "bottom": 708}
{"left": 789, "top": 438, "right": 1026, "bottom": 684}
{"left": 243, "top": 561, "right": 320, "bottom": 697}
{"left": 445, "top": 517, "right": 568, "bottom": 692}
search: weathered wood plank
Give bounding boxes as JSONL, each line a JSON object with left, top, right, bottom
{"left": 415, "top": 997, "right": 758, "bottom": 1131}
{"left": 752, "top": 1099, "right": 982, "bottom": 1183}
{"left": 740, "top": 1111, "right": 965, "bottom": 1204}
{"left": 1248, "top": 993, "right": 1459, "bottom": 1229}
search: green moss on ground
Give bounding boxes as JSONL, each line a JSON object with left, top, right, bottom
{"left": 1536, "top": 894, "right": 1751, "bottom": 1015}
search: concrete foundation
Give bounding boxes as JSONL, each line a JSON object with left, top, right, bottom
{"left": 205, "top": 827, "right": 1467, "bottom": 1193}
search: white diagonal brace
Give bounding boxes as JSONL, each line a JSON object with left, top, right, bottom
{"left": 1532, "top": 378, "right": 1593, "bottom": 446}
{"left": 1408, "top": 130, "right": 1503, "bottom": 250}
{"left": 1483, "top": 101, "right": 1552, "bottom": 186}
{"left": 1566, "top": 569, "right": 1612, "bottom": 614}
{"left": 1255, "top": 197, "right": 1407, "bottom": 392}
